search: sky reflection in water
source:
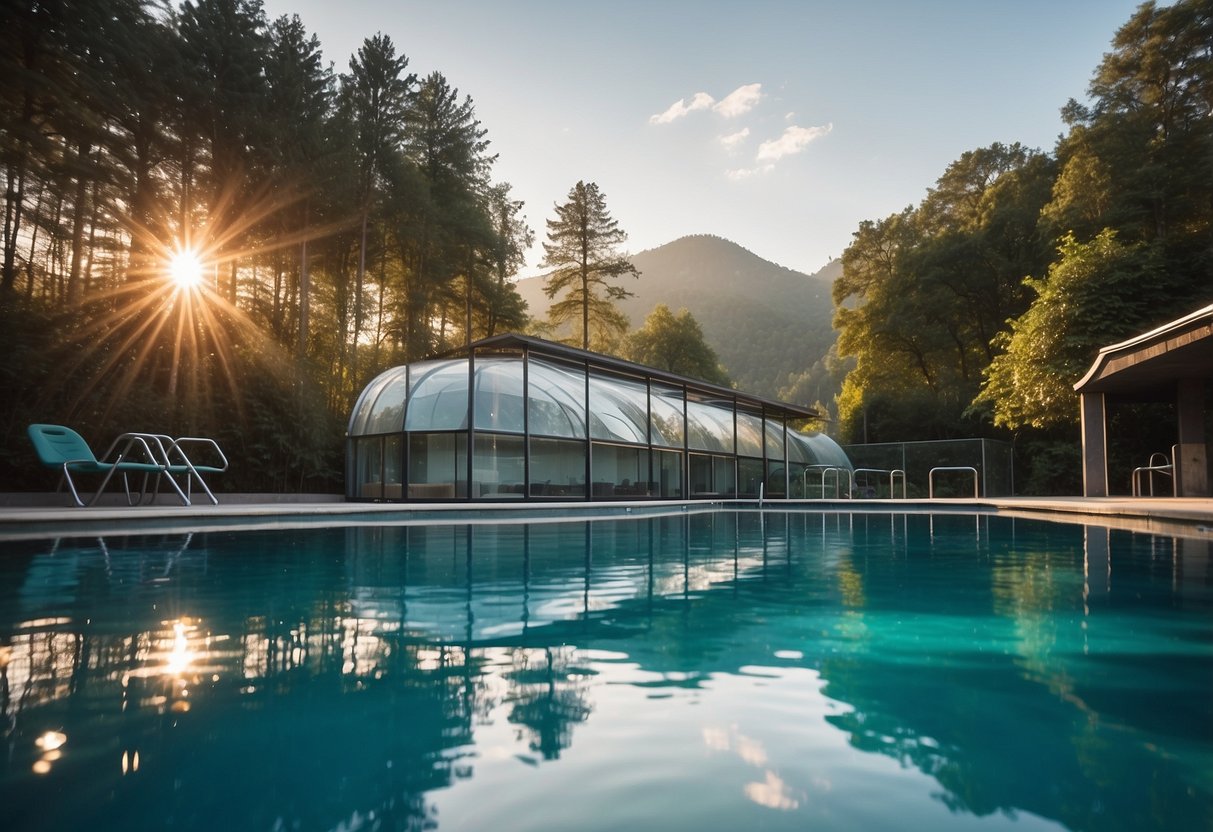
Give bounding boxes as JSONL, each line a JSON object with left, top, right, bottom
{"left": 0, "top": 512, "right": 1210, "bottom": 832}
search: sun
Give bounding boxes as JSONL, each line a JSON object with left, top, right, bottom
{"left": 169, "top": 248, "right": 204, "bottom": 288}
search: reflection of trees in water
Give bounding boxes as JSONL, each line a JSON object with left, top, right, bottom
{"left": 504, "top": 646, "right": 593, "bottom": 760}
{"left": 817, "top": 520, "right": 1208, "bottom": 832}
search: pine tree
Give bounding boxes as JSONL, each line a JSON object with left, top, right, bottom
{"left": 540, "top": 181, "right": 638, "bottom": 351}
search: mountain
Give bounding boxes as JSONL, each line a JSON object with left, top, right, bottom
{"left": 514, "top": 234, "right": 840, "bottom": 401}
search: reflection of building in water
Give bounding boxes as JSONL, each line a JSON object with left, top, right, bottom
{"left": 0, "top": 513, "right": 794, "bottom": 829}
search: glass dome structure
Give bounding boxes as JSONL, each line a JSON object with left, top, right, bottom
{"left": 347, "top": 334, "right": 852, "bottom": 501}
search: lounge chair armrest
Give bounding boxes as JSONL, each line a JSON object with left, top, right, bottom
{"left": 168, "top": 437, "right": 229, "bottom": 471}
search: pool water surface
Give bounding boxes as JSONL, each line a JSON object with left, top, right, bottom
{"left": 0, "top": 511, "right": 1210, "bottom": 831}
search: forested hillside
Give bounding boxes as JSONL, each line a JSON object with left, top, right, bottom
{"left": 832, "top": 0, "right": 1211, "bottom": 493}
{"left": 516, "top": 235, "right": 840, "bottom": 401}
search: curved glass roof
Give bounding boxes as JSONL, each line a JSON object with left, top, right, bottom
{"left": 787, "top": 430, "right": 851, "bottom": 469}
{"left": 350, "top": 346, "right": 850, "bottom": 472}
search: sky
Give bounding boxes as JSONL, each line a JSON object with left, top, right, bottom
{"left": 261, "top": 0, "right": 1148, "bottom": 277}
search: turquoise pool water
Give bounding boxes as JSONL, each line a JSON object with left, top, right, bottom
{"left": 0, "top": 511, "right": 1209, "bottom": 831}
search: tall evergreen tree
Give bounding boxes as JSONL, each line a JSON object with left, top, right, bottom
{"left": 176, "top": 0, "right": 271, "bottom": 302}
{"left": 401, "top": 71, "right": 494, "bottom": 354}
{"left": 540, "top": 181, "right": 638, "bottom": 351}
{"left": 264, "top": 13, "right": 333, "bottom": 353}
{"left": 344, "top": 33, "right": 414, "bottom": 381}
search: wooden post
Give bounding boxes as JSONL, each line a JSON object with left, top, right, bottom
{"left": 1080, "top": 392, "right": 1108, "bottom": 497}
{"left": 1174, "top": 378, "right": 1209, "bottom": 497}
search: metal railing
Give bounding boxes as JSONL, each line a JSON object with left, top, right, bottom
{"left": 803, "top": 465, "right": 852, "bottom": 499}
{"left": 852, "top": 467, "right": 907, "bottom": 499}
{"left": 928, "top": 466, "right": 978, "bottom": 498}
{"left": 1131, "top": 452, "right": 1173, "bottom": 497}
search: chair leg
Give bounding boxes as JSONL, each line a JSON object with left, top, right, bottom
{"left": 59, "top": 466, "right": 85, "bottom": 508}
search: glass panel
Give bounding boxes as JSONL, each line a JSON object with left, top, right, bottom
{"left": 735, "top": 411, "right": 764, "bottom": 457}
{"left": 365, "top": 372, "right": 410, "bottom": 435}
{"left": 650, "top": 384, "right": 684, "bottom": 448}
{"left": 473, "top": 357, "right": 525, "bottom": 434}
{"left": 407, "top": 433, "right": 467, "bottom": 499}
{"left": 355, "top": 437, "right": 383, "bottom": 499}
{"left": 473, "top": 432, "right": 525, "bottom": 498}
{"left": 350, "top": 366, "right": 408, "bottom": 436}
{"left": 527, "top": 358, "right": 586, "bottom": 438}
{"left": 787, "top": 461, "right": 809, "bottom": 498}
{"left": 737, "top": 458, "right": 764, "bottom": 498}
{"left": 715, "top": 455, "right": 737, "bottom": 496}
{"left": 591, "top": 443, "right": 650, "bottom": 497}
{"left": 790, "top": 430, "right": 852, "bottom": 469}
{"left": 764, "top": 417, "right": 786, "bottom": 461}
{"left": 588, "top": 373, "right": 648, "bottom": 444}
{"left": 689, "top": 453, "right": 735, "bottom": 496}
{"left": 529, "top": 436, "right": 586, "bottom": 497}
{"left": 384, "top": 435, "right": 403, "bottom": 500}
{"left": 689, "top": 454, "right": 712, "bottom": 496}
{"left": 654, "top": 449, "right": 683, "bottom": 498}
{"left": 764, "top": 460, "right": 787, "bottom": 498}
{"left": 405, "top": 360, "right": 470, "bottom": 431}
{"left": 786, "top": 430, "right": 814, "bottom": 463}
{"left": 687, "top": 400, "right": 733, "bottom": 452}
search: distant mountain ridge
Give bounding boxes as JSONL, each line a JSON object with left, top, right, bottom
{"left": 514, "top": 234, "right": 840, "bottom": 401}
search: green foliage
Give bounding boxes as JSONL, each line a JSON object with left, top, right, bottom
{"left": 541, "top": 181, "right": 640, "bottom": 350}
{"left": 0, "top": 0, "right": 535, "bottom": 493}
{"left": 1014, "top": 438, "right": 1083, "bottom": 497}
{"left": 622, "top": 305, "right": 731, "bottom": 386}
{"left": 832, "top": 144, "right": 1056, "bottom": 442}
{"left": 833, "top": 0, "right": 1212, "bottom": 463}
{"left": 978, "top": 230, "right": 1171, "bottom": 430}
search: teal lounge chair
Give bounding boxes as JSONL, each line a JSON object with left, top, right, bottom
{"left": 27, "top": 424, "right": 190, "bottom": 507}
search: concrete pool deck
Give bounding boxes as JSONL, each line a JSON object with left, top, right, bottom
{"left": 0, "top": 492, "right": 1210, "bottom": 540}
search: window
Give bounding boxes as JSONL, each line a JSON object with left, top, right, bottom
{"left": 473, "top": 433, "right": 525, "bottom": 498}
{"left": 529, "top": 437, "right": 586, "bottom": 497}
{"left": 687, "top": 399, "right": 733, "bottom": 453}
{"left": 591, "top": 443, "right": 650, "bottom": 497}
{"left": 406, "top": 361, "right": 471, "bottom": 431}
{"left": 650, "top": 384, "right": 685, "bottom": 448}
{"left": 589, "top": 372, "right": 648, "bottom": 444}
{"left": 473, "top": 356, "right": 525, "bottom": 433}
{"left": 735, "top": 410, "right": 764, "bottom": 458}
{"left": 527, "top": 358, "right": 586, "bottom": 438}
{"left": 408, "top": 433, "right": 467, "bottom": 499}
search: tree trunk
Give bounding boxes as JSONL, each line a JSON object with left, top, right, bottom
{"left": 66, "top": 141, "right": 92, "bottom": 305}
{"left": 352, "top": 205, "right": 369, "bottom": 384}
{"left": 2, "top": 159, "right": 28, "bottom": 293}
{"left": 298, "top": 199, "right": 310, "bottom": 357}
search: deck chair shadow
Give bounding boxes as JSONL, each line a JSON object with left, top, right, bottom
{"left": 27, "top": 424, "right": 191, "bottom": 507}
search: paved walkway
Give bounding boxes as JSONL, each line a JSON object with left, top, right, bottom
{"left": 0, "top": 493, "right": 1210, "bottom": 539}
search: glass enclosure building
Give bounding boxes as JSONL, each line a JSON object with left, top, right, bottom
{"left": 347, "top": 334, "right": 852, "bottom": 502}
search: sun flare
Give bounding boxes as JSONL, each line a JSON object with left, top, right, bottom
{"left": 169, "top": 248, "right": 204, "bottom": 288}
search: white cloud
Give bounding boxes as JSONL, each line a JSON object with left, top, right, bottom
{"left": 719, "top": 128, "right": 750, "bottom": 150}
{"left": 756, "top": 123, "right": 833, "bottom": 162}
{"left": 713, "top": 83, "right": 763, "bottom": 118}
{"left": 649, "top": 83, "right": 762, "bottom": 124}
{"left": 725, "top": 164, "right": 774, "bottom": 181}
{"left": 649, "top": 91, "right": 715, "bottom": 124}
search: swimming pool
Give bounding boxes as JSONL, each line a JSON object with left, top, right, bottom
{"left": 1, "top": 510, "right": 1209, "bottom": 831}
